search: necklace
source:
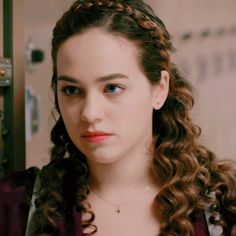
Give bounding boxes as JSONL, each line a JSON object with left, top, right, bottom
{"left": 90, "top": 185, "right": 150, "bottom": 214}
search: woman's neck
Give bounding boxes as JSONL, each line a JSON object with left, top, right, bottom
{"left": 87, "top": 147, "right": 157, "bottom": 197}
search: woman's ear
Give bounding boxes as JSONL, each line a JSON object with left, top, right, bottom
{"left": 152, "top": 70, "right": 169, "bottom": 110}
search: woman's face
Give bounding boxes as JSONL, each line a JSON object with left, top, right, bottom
{"left": 56, "top": 28, "right": 168, "bottom": 164}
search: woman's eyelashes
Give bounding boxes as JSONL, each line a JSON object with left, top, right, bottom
{"left": 104, "top": 84, "right": 125, "bottom": 96}
{"left": 60, "top": 85, "right": 81, "bottom": 96}
{"left": 59, "top": 84, "right": 125, "bottom": 97}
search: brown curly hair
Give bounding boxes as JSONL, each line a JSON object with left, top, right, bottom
{"left": 29, "top": 0, "right": 236, "bottom": 235}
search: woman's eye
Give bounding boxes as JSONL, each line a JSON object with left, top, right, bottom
{"left": 104, "top": 84, "right": 124, "bottom": 95}
{"left": 60, "top": 86, "right": 81, "bottom": 96}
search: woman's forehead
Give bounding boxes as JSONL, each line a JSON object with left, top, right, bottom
{"left": 56, "top": 28, "right": 143, "bottom": 79}
{"left": 57, "top": 28, "right": 139, "bottom": 59}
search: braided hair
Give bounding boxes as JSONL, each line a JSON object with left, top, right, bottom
{"left": 30, "top": 1, "right": 236, "bottom": 235}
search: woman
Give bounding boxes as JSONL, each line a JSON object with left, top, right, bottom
{"left": 0, "top": 0, "right": 235, "bottom": 235}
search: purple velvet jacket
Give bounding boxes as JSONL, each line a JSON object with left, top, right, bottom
{"left": 0, "top": 167, "right": 234, "bottom": 236}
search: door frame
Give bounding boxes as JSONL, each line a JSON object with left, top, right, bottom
{"left": 1, "top": 0, "right": 25, "bottom": 175}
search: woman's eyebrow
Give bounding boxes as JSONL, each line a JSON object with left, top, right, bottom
{"left": 57, "top": 73, "right": 129, "bottom": 84}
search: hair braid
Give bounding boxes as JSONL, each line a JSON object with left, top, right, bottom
{"left": 70, "top": 0, "right": 172, "bottom": 70}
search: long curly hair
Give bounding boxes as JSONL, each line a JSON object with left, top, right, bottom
{"left": 30, "top": 0, "right": 236, "bottom": 235}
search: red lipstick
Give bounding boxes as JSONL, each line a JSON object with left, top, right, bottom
{"left": 81, "top": 131, "right": 113, "bottom": 143}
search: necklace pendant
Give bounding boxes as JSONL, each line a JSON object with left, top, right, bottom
{"left": 90, "top": 185, "right": 150, "bottom": 215}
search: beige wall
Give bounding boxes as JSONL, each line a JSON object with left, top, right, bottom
{"left": 25, "top": 0, "right": 236, "bottom": 168}
{"left": 24, "top": 0, "right": 74, "bottom": 168}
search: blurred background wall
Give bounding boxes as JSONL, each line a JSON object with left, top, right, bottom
{"left": 24, "top": 0, "right": 68, "bottom": 167}
{"left": 24, "top": 0, "right": 236, "bottom": 168}
{"left": 146, "top": 0, "right": 236, "bottom": 161}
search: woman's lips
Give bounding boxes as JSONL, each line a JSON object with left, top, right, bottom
{"left": 81, "top": 131, "right": 113, "bottom": 143}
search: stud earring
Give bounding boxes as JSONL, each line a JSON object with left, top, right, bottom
{"left": 154, "top": 101, "right": 160, "bottom": 110}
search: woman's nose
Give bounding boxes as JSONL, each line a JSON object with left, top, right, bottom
{"left": 80, "top": 94, "right": 104, "bottom": 124}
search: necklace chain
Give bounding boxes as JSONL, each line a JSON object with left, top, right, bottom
{"left": 90, "top": 185, "right": 150, "bottom": 214}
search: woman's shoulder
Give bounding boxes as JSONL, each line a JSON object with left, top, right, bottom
{"left": 0, "top": 166, "right": 39, "bottom": 211}
{"left": 0, "top": 167, "right": 39, "bottom": 236}
{"left": 191, "top": 209, "right": 210, "bottom": 236}
{"left": 0, "top": 166, "right": 39, "bottom": 194}
{"left": 191, "top": 204, "right": 236, "bottom": 236}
